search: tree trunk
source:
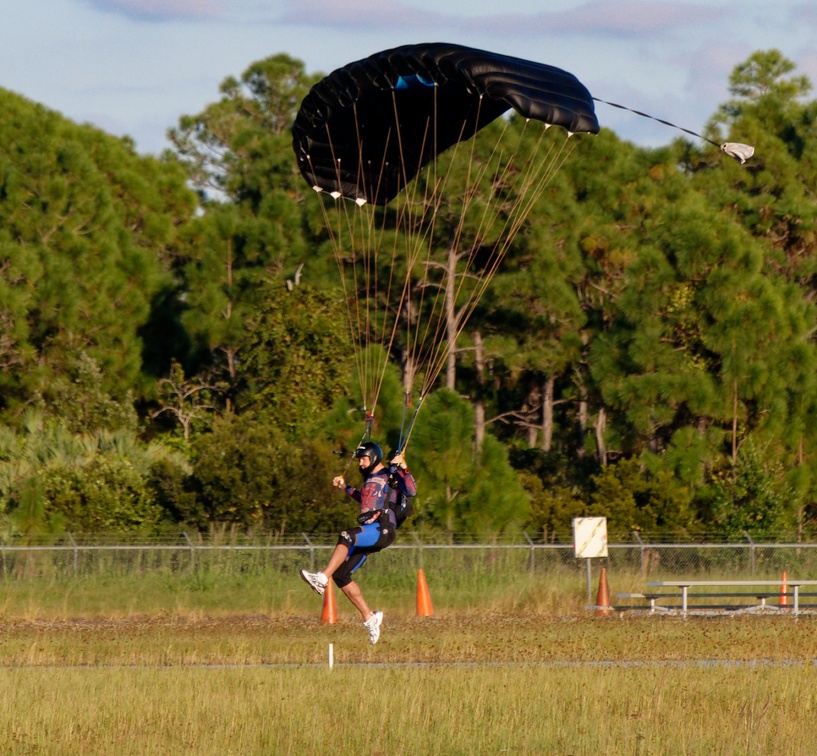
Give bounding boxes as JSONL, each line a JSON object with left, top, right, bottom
{"left": 732, "top": 375, "right": 738, "bottom": 461}
{"left": 595, "top": 407, "right": 607, "bottom": 467}
{"left": 223, "top": 236, "right": 236, "bottom": 387}
{"left": 797, "top": 437, "right": 805, "bottom": 543}
{"left": 473, "top": 331, "right": 485, "bottom": 451}
{"left": 523, "top": 383, "right": 540, "bottom": 447}
{"left": 445, "top": 243, "right": 457, "bottom": 390}
{"left": 577, "top": 391, "right": 588, "bottom": 459}
{"left": 541, "top": 374, "right": 554, "bottom": 452}
{"left": 401, "top": 347, "right": 417, "bottom": 397}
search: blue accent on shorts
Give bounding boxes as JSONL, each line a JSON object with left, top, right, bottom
{"left": 348, "top": 553, "right": 367, "bottom": 576}
{"left": 349, "top": 522, "right": 381, "bottom": 554}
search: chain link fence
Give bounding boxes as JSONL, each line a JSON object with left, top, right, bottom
{"left": 1, "top": 531, "right": 816, "bottom": 581}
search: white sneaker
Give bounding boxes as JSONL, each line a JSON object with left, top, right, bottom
{"left": 364, "top": 610, "right": 383, "bottom": 645}
{"left": 300, "top": 569, "right": 328, "bottom": 596}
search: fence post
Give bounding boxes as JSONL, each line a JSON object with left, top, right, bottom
{"left": 744, "top": 531, "right": 755, "bottom": 576}
{"left": 67, "top": 532, "right": 78, "bottom": 577}
{"left": 182, "top": 531, "right": 196, "bottom": 572}
{"left": 632, "top": 530, "right": 645, "bottom": 580}
{"left": 523, "top": 530, "right": 535, "bottom": 572}
{"left": 412, "top": 532, "right": 423, "bottom": 570}
{"left": 302, "top": 533, "right": 314, "bottom": 571}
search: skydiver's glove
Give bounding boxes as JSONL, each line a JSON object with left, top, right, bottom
{"left": 388, "top": 452, "right": 407, "bottom": 489}
{"left": 388, "top": 467, "right": 402, "bottom": 489}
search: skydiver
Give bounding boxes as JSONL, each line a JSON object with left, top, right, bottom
{"left": 300, "top": 441, "right": 417, "bottom": 644}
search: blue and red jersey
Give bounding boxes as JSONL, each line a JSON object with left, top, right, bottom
{"left": 344, "top": 466, "right": 417, "bottom": 523}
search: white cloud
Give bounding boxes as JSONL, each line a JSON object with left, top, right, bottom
{"left": 278, "top": 0, "right": 446, "bottom": 29}
{"left": 277, "top": 0, "right": 727, "bottom": 38}
{"left": 537, "top": 1, "right": 727, "bottom": 36}
{"left": 89, "top": 0, "right": 222, "bottom": 22}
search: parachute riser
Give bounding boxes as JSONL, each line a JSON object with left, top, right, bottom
{"left": 397, "top": 394, "right": 426, "bottom": 455}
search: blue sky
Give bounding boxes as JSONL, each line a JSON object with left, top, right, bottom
{"left": 4, "top": 0, "right": 817, "bottom": 155}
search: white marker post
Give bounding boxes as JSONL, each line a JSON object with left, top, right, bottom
{"left": 572, "top": 517, "right": 609, "bottom": 604}
{"left": 328, "top": 643, "right": 334, "bottom": 669}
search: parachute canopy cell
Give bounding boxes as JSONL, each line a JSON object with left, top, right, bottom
{"left": 292, "top": 42, "right": 600, "bottom": 206}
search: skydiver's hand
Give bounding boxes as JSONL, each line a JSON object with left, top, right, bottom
{"left": 390, "top": 453, "right": 407, "bottom": 470}
{"left": 333, "top": 476, "right": 346, "bottom": 488}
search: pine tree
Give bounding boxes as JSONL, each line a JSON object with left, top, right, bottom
{"left": 0, "top": 88, "right": 195, "bottom": 421}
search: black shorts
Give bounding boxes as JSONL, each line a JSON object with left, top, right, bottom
{"left": 332, "top": 521, "right": 395, "bottom": 588}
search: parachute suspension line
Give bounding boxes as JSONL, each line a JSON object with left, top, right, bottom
{"left": 337, "top": 418, "right": 377, "bottom": 481}
{"left": 349, "top": 101, "right": 372, "bottom": 411}
{"left": 410, "top": 98, "right": 508, "bottom": 399}
{"left": 312, "top": 116, "right": 381, "bottom": 424}
{"left": 398, "top": 393, "right": 425, "bottom": 454}
{"left": 401, "top": 131, "right": 440, "bottom": 404}
{"left": 409, "top": 110, "right": 505, "bottom": 398}
{"left": 355, "top": 102, "right": 397, "bottom": 418}
{"left": 392, "top": 88, "right": 435, "bottom": 387}
{"left": 328, "top": 91, "right": 443, "bottom": 433}
{"left": 325, "top": 192, "right": 372, "bottom": 420}
{"left": 592, "top": 98, "right": 755, "bottom": 163}
{"left": 342, "top": 181, "right": 376, "bottom": 416}
{"left": 416, "top": 118, "right": 576, "bottom": 399}
{"left": 464, "top": 129, "right": 576, "bottom": 324}
{"left": 308, "top": 152, "right": 367, "bottom": 413}
{"left": 397, "top": 390, "right": 412, "bottom": 453}
{"left": 388, "top": 86, "right": 456, "bottom": 406}
{"left": 378, "top": 92, "right": 430, "bottom": 417}
{"left": 455, "top": 129, "right": 571, "bottom": 392}
{"left": 365, "top": 123, "right": 411, "bottom": 419}
{"left": 376, "top": 123, "right": 575, "bottom": 453}
{"left": 487, "top": 126, "right": 577, "bottom": 269}
{"left": 447, "top": 114, "right": 524, "bottom": 319}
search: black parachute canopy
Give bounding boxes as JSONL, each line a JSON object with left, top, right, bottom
{"left": 292, "top": 42, "right": 600, "bottom": 206}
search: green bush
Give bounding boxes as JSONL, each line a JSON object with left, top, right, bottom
{"left": 43, "top": 454, "right": 163, "bottom": 532}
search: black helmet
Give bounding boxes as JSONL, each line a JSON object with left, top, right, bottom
{"left": 354, "top": 441, "right": 383, "bottom": 474}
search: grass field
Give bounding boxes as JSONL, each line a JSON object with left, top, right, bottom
{"left": 1, "top": 568, "right": 816, "bottom": 753}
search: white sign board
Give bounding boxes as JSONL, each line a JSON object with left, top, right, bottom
{"left": 572, "top": 517, "right": 608, "bottom": 558}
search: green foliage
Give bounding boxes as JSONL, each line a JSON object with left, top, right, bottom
{"left": 589, "top": 458, "right": 696, "bottom": 537}
{"left": 168, "top": 55, "right": 318, "bottom": 396}
{"left": 7, "top": 49, "right": 817, "bottom": 539}
{"left": 524, "top": 479, "right": 586, "bottom": 542}
{"left": 42, "top": 455, "right": 163, "bottom": 532}
{"left": 462, "top": 435, "right": 530, "bottom": 533}
{"left": 0, "top": 415, "right": 192, "bottom": 535}
{"left": 318, "top": 347, "right": 414, "bottom": 460}
{"left": 235, "top": 283, "right": 352, "bottom": 435}
{"left": 41, "top": 353, "right": 138, "bottom": 435}
{"left": 0, "top": 88, "right": 196, "bottom": 418}
{"left": 704, "top": 440, "right": 794, "bottom": 539}
{"left": 408, "top": 389, "right": 529, "bottom": 533}
{"left": 190, "top": 412, "right": 348, "bottom": 533}
{"left": 145, "top": 455, "right": 202, "bottom": 529}
{"left": 151, "top": 360, "right": 222, "bottom": 443}
{"left": 14, "top": 475, "right": 51, "bottom": 536}
{"left": 724, "top": 49, "right": 812, "bottom": 115}
{"left": 191, "top": 413, "right": 287, "bottom": 529}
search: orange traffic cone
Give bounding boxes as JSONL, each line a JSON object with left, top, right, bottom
{"left": 779, "top": 571, "right": 789, "bottom": 609}
{"left": 595, "top": 566, "right": 612, "bottom": 617}
{"left": 416, "top": 568, "right": 434, "bottom": 617}
{"left": 321, "top": 579, "right": 338, "bottom": 624}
